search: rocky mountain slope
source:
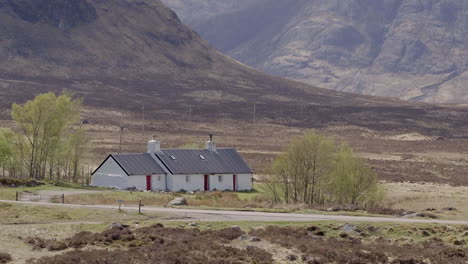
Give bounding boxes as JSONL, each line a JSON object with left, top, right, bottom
{"left": 163, "top": 0, "right": 468, "bottom": 104}
{"left": 0, "top": 0, "right": 467, "bottom": 137}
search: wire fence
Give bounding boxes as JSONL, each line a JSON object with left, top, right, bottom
{"left": 16, "top": 191, "right": 65, "bottom": 204}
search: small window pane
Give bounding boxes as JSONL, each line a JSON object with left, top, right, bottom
{"left": 218, "top": 175, "right": 222, "bottom": 182}
{"left": 186, "top": 175, "right": 190, "bottom": 182}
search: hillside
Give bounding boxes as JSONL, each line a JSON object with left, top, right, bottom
{"left": 163, "top": 0, "right": 468, "bottom": 104}
{"left": 0, "top": 0, "right": 467, "bottom": 137}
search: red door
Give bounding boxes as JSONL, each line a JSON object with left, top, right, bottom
{"left": 233, "top": 174, "right": 237, "bottom": 191}
{"left": 204, "top": 175, "right": 209, "bottom": 191}
{"left": 146, "top": 175, "right": 151, "bottom": 191}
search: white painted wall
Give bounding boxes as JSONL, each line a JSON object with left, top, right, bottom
{"left": 152, "top": 174, "right": 167, "bottom": 191}
{"left": 209, "top": 174, "right": 233, "bottom": 191}
{"left": 91, "top": 158, "right": 129, "bottom": 189}
{"left": 124, "top": 174, "right": 167, "bottom": 191}
{"left": 167, "top": 173, "right": 252, "bottom": 191}
{"left": 170, "top": 174, "right": 204, "bottom": 192}
{"left": 127, "top": 175, "right": 146, "bottom": 190}
{"left": 236, "top": 173, "right": 253, "bottom": 191}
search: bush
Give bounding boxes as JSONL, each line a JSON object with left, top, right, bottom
{"left": 47, "top": 241, "right": 68, "bottom": 251}
{"left": 0, "top": 177, "right": 44, "bottom": 187}
{"left": 0, "top": 252, "right": 12, "bottom": 263}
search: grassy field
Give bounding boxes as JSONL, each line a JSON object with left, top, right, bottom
{"left": 383, "top": 182, "right": 468, "bottom": 220}
{"left": 0, "top": 202, "right": 167, "bottom": 225}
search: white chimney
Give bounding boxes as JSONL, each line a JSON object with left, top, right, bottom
{"left": 206, "top": 133, "right": 216, "bottom": 152}
{"left": 147, "top": 135, "right": 161, "bottom": 153}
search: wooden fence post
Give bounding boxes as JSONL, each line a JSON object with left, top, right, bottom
{"left": 139, "top": 200, "right": 143, "bottom": 214}
{"left": 117, "top": 200, "right": 124, "bottom": 211}
{"left": 16, "top": 191, "right": 18, "bottom": 201}
{"left": 61, "top": 194, "right": 65, "bottom": 204}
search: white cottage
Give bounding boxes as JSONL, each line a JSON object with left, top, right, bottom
{"left": 91, "top": 135, "right": 253, "bottom": 191}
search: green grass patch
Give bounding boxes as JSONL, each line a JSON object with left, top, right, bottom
{"left": 0, "top": 202, "right": 166, "bottom": 224}
{"left": 0, "top": 184, "right": 109, "bottom": 200}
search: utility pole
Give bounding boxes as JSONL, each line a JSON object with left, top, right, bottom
{"left": 253, "top": 102, "right": 257, "bottom": 124}
{"left": 119, "top": 127, "right": 124, "bottom": 153}
{"left": 300, "top": 104, "right": 304, "bottom": 120}
{"left": 142, "top": 102, "right": 145, "bottom": 138}
{"left": 188, "top": 104, "right": 192, "bottom": 122}
{"left": 119, "top": 111, "right": 124, "bottom": 153}
{"left": 280, "top": 104, "right": 283, "bottom": 124}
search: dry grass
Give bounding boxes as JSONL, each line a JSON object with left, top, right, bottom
{"left": 64, "top": 190, "right": 272, "bottom": 209}
{"left": 382, "top": 182, "right": 468, "bottom": 220}
{"left": 0, "top": 202, "right": 166, "bottom": 225}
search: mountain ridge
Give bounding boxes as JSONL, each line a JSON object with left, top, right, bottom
{"left": 0, "top": 0, "right": 467, "bottom": 137}
{"left": 162, "top": 0, "right": 468, "bottom": 104}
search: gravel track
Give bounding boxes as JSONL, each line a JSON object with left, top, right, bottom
{"left": 1, "top": 200, "right": 468, "bottom": 225}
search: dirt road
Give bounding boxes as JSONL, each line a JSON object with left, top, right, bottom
{"left": 1, "top": 199, "right": 468, "bottom": 224}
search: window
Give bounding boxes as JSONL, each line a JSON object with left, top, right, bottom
{"left": 199, "top": 155, "right": 206, "bottom": 160}
{"left": 158, "top": 175, "right": 161, "bottom": 181}
{"left": 170, "top": 155, "right": 176, "bottom": 160}
{"left": 185, "top": 175, "right": 190, "bottom": 182}
{"left": 218, "top": 175, "right": 223, "bottom": 182}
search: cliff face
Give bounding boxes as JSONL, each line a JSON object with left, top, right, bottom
{"left": 163, "top": 0, "right": 468, "bottom": 103}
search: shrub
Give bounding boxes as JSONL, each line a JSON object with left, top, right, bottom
{"left": 47, "top": 241, "right": 68, "bottom": 251}
{"left": 0, "top": 177, "right": 43, "bottom": 187}
{"left": 0, "top": 252, "right": 12, "bottom": 263}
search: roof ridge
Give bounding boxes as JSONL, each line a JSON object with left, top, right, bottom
{"left": 112, "top": 153, "right": 148, "bottom": 155}
{"left": 160, "top": 148, "right": 235, "bottom": 151}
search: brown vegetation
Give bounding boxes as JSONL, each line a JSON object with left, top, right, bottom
{"left": 250, "top": 226, "right": 467, "bottom": 264}
{"left": 26, "top": 224, "right": 273, "bottom": 264}
{"left": 23, "top": 223, "right": 468, "bottom": 264}
{"left": 0, "top": 177, "right": 43, "bottom": 187}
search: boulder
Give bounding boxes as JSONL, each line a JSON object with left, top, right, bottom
{"left": 167, "top": 197, "right": 188, "bottom": 206}
{"left": 238, "top": 234, "right": 249, "bottom": 241}
{"left": 109, "top": 223, "right": 129, "bottom": 229}
{"left": 250, "top": 236, "right": 261, "bottom": 242}
{"left": 306, "top": 257, "right": 323, "bottom": 264}
{"left": 342, "top": 223, "right": 355, "bottom": 232}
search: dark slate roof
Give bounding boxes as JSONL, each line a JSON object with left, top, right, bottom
{"left": 155, "top": 148, "right": 253, "bottom": 175}
{"left": 111, "top": 153, "right": 166, "bottom": 175}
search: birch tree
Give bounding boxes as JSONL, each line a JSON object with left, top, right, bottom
{"left": 264, "top": 132, "right": 383, "bottom": 206}
{"left": 11, "top": 92, "right": 83, "bottom": 180}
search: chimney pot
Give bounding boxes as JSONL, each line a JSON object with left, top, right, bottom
{"left": 147, "top": 136, "right": 160, "bottom": 153}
